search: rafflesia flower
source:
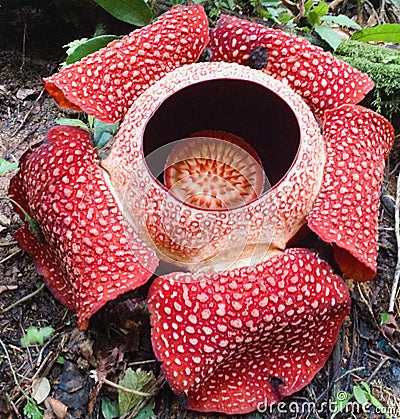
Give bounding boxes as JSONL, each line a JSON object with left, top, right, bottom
{"left": 9, "top": 5, "right": 395, "bottom": 415}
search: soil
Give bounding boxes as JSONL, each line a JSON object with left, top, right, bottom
{"left": 0, "top": 3, "right": 400, "bottom": 419}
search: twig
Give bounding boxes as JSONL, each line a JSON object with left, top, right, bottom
{"left": 6, "top": 393, "right": 21, "bottom": 419}
{"left": 20, "top": 22, "right": 27, "bottom": 71}
{"left": 0, "top": 337, "right": 29, "bottom": 400}
{"left": 1, "top": 283, "right": 45, "bottom": 314}
{"left": 379, "top": 0, "right": 387, "bottom": 21}
{"left": 10, "top": 89, "right": 44, "bottom": 138}
{"left": 329, "top": 0, "right": 346, "bottom": 10}
{"left": 0, "top": 249, "right": 21, "bottom": 265}
{"left": 128, "top": 359, "right": 157, "bottom": 366}
{"left": 0, "top": 241, "right": 18, "bottom": 247}
{"left": 369, "top": 349, "right": 400, "bottom": 363}
{"left": 335, "top": 367, "right": 365, "bottom": 383}
{"left": 357, "top": 284, "right": 400, "bottom": 357}
{"left": 389, "top": 160, "right": 400, "bottom": 177}
{"left": 120, "top": 375, "right": 166, "bottom": 419}
{"left": 93, "top": 372, "right": 152, "bottom": 397}
{"left": 365, "top": 357, "right": 389, "bottom": 384}
{"left": 389, "top": 173, "right": 400, "bottom": 314}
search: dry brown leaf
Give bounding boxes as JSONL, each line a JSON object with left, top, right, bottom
{"left": 32, "top": 377, "right": 51, "bottom": 404}
{"left": 0, "top": 285, "right": 18, "bottom": 295}
{"left": 44, "top": 398, "right": 67, "bottom": 419}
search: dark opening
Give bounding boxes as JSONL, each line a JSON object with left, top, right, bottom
{"left": 143, "top": 79, "right": 300, "bottom": 187}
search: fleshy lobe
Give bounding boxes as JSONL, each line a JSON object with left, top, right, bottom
{"left": 148, "top": 248, "right": 351, "bottom": 414}
{"left": 44, "top": 5, "right": 210, "bottom": 123}
{"left": 9, "top": 126, "right": 158, "bottom": 329}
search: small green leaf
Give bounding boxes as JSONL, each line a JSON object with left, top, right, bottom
{"left": 321, "top": 14, "right": 362, "bottom": 30}
{"left": 118, "top": 368, "right": 156, "bottom": 414}
{"left": 23, "top": 400, "right": 43, "bottom": 419}
{"left": 304, "top": 0, "right": 314, "bottom": 14}
{"left": 353, "top": 385, "right": 368, "bottom": 405}
{"left": 307, "top": 1, "right": 329, "bottom": 26}
{"left": 101, "top": 398, "right": 120, "bottom": 419}
{"left": 88, "top": 115, "right": 95, "bottom": 129}
{"left": 9, "top": 198, "right": 41, "bottom": 237}
{"left": 0, "top": 158, "right": 18, "bottom": 175}
{"left": 331, "top": 391, "right": 352, "bottom": 418}
{"left": 135, "top": 398, "right": 156, "bottom": 419}
{"left": 64, "top": 38, "right": 89, "bottom": 56}
{"left": 66, "top": 35, "right": 121, "bottom": 64}
{"left": 367, "top": 393, "right": 385, "bottom": 408}
{"left": 380, "top": 312, "right": 389, "bottom": 324}
{"left": 94, "top": 0, "right": 152, "bottom": 27}
{"left": 314, "top": 24, "right": 343, "bottom": 50}
{"left": 20, "top": 326, "right": 55, "bottom": 347}
{"left": 93, "top": 119, "right": 119, "bottom": 148}
{"left": 261, "top": 0, "right": 281, "bottom": 6}
{"left": 360, "top": 381, "right": 371, "bottom": 393}
{"left": 351, "top": 23, "right": 400, "bottom": 43}
{"left": 56, "top": 356, "right": 65, "bottom": 364}
{"left": 55, "top": 118, "right": 90, "bottom": 131}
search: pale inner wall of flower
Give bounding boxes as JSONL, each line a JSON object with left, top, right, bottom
{"left": 103, "top": 62, "right": 326, "bottom": 273}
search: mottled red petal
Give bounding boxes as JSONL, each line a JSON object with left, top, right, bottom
{"left": 148, "top": 248, "right": 350, "bottom": 414}
{"left": 308, "top": 105, "right": 394, "bottom": 281}
{"left": 44, "top": 5, "right": 209, "bottom": 123}
{"left": 209, "top": 15, "right": 374, "bottom": 119}
{"left": 9, "top": 126, "right": 158, "bottom": 329}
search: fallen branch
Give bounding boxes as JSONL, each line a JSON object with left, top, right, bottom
{"left": 120, "top": 374, "right": 166, "bottom": 419}
{"left": 90, "top": 370, "right": 152, "bottom": 397}
{"left": 1, "top": 283, "right": 45, "bottom": 314}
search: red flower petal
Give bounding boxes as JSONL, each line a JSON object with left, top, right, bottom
{"left": 209, "top": 15, "right": 374, "bottom": 119}
{"left": 43, "top": 5, "right": 209, "bottom": 123}
{"left": 9, "top": 126, "right": 158, "bottom": 329}
{"left": 148, "top": 248, "right": 350, "bottom": 414}
{"left": 308, "top": 105, "right": 395, "bottom": 281}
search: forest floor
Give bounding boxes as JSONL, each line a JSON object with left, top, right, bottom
{"left": 1, "top": 2, "right": 400, "bottom": 419}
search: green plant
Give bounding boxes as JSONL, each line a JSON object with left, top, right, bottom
{"left": 381, "top": 312, "right": 390, "bottom": 324}
{"left": 0, "top": 338, "right": 44, "bottom": 419}
{"left": 63, "top": 35, "right": 121, "bottom": 66}
{"left": 100, "top": 368, "right": 157, "bottom": 418}
{"left": 330, "top": 383, "right": 392, "bottom": 419}
{"left": 200, "top": 0, "right": 235, "bottom": 22}
{"left": 330, "top": 390, "right": 352, "bottom": 418}
{"left": 94, "top": 0, "right": 152, "bottom": 27}
{"left": 20, "top": 326, "right": 55, "bottom": 347}
{"left": 249, "top": 0, "right": 364, "bottom": 50}
{"left": 23, "top": 400, "right": 44, "bottom": 419}
{"left": 351, "top": 23, "right": 400, "bottom": 43}
{"left": 56, "top": 117, "right": 119, "bottom": 150}
{"left": 335, "top": 40, "right": 400, "bottom": 119}
{"left": 0, "top": 158, "right": 18, "bottom": 175}
{"left": 354, "top": 381, "right": 392, "bottom": 418}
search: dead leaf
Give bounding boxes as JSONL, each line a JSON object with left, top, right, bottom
{"left": 16, "top": 87, "right": 37, "bottom": 100}
{"left": 32, "top": 377, "right": 51, "bottom": 404}
{"left": 44, "top": 398, "right": 67, "bottom": 419}
{"left": 59, "top": 361, "right": 85, "bottom": 393}
{"left": 0, "top": 285, "right": 18, "bottom": 295}
{"left": 0, "top": 213, "right": 10, "bottom": 226}
{"left": 67, "top": 328, "right": 95, "bottom": 366}
{"left": 367, "top": 14, "right": 378, "bottom": 27}
{"left": 381, "top": 313, "right": 399, "bottom": 339}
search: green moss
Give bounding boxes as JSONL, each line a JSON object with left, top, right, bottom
{"left": 335, "top": 40, "right": 400, "bottom": 119}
